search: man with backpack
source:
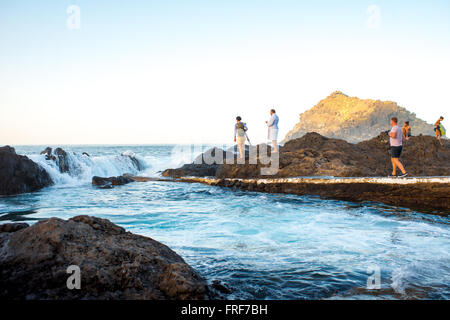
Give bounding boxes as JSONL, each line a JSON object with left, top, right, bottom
{"left": 234, "top": 116, "right": 248, "bottom": 160}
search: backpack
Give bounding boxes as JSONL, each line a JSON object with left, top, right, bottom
{"left": 237, "top": 122, "right": 247, "bottom": 132}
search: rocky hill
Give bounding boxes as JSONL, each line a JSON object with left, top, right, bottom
{"left": 283, "top": 91, "right": 434, "bottom": 143}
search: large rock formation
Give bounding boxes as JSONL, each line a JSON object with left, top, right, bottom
{"left": 283, "top": 91, "right": 434, "bottom": 143}
{"left": 0, "top": 146, "right": 53, "bottom": 196}
{"left": 162, "top": 133, "right": 450, "bottom": 178}
{"left": 0, "top": 216, "right": 209, "bottom": 300}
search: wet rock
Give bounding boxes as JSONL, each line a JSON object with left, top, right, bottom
{"left": 211, "top": 280, "right": 232, "bottom": 294}
{"left": 54, "top": 148, "right": 70, "bottom": 173}
{"left": 40, "top": 147, "right": 52, "bottom": 156}
{"left": 92, "top": 175, "right": 134, "bottom": 187}
{"left": 40, "top": 147, "right": 56, "bottom": 161}
{"left": 0, "top": 146, "right": 53, "bottom": 196}
{"left": 0, "top": 215, "right": 209, "bottom": 300}
{"left": 121, "top": 151, "right": 145, "bottom": 171}
{"left": 82, "top": 152, "right": 90, "bottom": 157}
{"left": 40, "top": 147, "right": 71, "bottom": 173}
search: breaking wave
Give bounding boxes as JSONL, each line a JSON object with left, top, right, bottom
{"left": 28, "top": 150, "right": 149, "bottom": 186}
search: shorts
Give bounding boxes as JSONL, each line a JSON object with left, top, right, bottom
{"left": 268, "top": 128, "right": 278, "bottom": 141}
{"left": 390, "top": 146, "right": 403, "bottom": 158}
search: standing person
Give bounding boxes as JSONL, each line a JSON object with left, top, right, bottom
{"left": 434, "top": 116, "right": 444, "bottom": 145}
{"left": 234, "top": 116, "right": 248, "bottom": 160}
{"left": 402, "top": 121, "right": 411, "bottom": 140}
{"left": 389, "top": 117, "right": 408, "bottom": 177}
{"left": 265, "top": 109, "right": 279, "bottom": 153}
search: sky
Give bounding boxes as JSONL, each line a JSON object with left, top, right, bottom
{"left": 1, "top": 0, "right": 449, "bottom": 145}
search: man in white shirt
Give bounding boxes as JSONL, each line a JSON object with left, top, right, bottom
{"left": 388, "top": 117, "right": 408, "bottom": 177}
{"left": 265, "top": 109, "right": 279, "bottom": 153}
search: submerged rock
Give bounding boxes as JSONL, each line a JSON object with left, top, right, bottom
{"left": 0, "top": 146, "right": 53, "bottom": 196}
{"left": 0, "top": 215, "right": 209, "bottom": 300}
{"left": 92, "top": 175, "right": 134, "bottom": 187}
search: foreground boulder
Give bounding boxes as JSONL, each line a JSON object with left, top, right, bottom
{"left": 0, "top": 146, "right": 53, "bottom": 195}
{"left": 163, "top": 133, "right": 450, "bottom": 178}
{"left": 0, "top": 216, "right": 209, "bottom": 300}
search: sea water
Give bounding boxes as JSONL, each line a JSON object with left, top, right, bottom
{"left": 1, "top": 145, "right": 449, "bottom": 300}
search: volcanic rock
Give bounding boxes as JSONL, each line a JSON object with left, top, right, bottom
{"left": 0, "top": 146, "right": 53, "bottom": 195}
{"left": 0, "top": 215, "right": 209, "bottom": 299}
{"left": 283, "top": 91, "right": 434, "bottom": 143}
{"left": 163, "top": 133, "right": 450, "bottom": 178}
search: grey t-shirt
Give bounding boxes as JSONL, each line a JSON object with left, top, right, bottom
{"left": 390, "top": 125, "right": 403, "bottom": 147}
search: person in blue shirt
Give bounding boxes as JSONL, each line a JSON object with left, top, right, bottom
{"left": 265, "top": 109, "right": 279, "bottom": 153}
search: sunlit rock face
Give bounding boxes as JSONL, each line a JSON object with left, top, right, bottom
{"left": 283, "top": 91, "right": 434, "bottom": 144}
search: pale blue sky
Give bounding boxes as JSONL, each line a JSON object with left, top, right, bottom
{"left": 1, "top": 1, "right": 449, "bottom": 144}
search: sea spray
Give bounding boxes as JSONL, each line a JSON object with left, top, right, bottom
{"left": 29, "top": 150, "right": 148, "bottom": 186}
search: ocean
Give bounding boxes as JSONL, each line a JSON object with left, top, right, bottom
{"left": 1, "top": 145, "right": 449, "bottom": 299}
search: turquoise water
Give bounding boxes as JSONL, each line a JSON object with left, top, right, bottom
{"left": 1, "top": 145, "right": 449, "bottom": 299}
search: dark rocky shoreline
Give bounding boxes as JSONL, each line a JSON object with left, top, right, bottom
{"left": 175, "top": 177, "right": 450, "bottom": 214}
{"left": 163, "top": 132, "right": 450, "bottom": 179}
{"left": 160, "top": 132, "right": 450, "bottom": 213}
{"left": 0, "top": 216, "right": 210, "bottom": 300}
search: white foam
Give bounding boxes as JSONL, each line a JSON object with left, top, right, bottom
{"left": 29, "top": 151, "right": 149, "bottom": 186}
